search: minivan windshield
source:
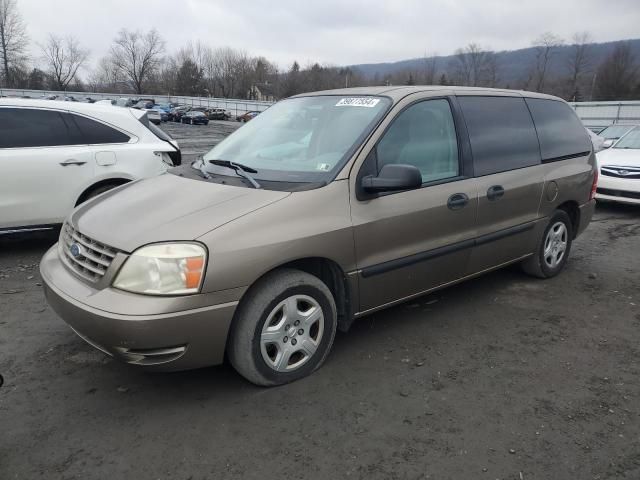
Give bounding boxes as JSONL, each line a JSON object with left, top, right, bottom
{"left": 613, "top": 127, "right": 640, "bottom": 149}
{"left": 201, "top": 95, "right": 390, "bottom": 184}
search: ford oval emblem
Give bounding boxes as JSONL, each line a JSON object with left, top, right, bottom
{"left": 69, "top": 243, "right": 82, "bottom": 258}
{"left": 617, "top": 170, "right": 629, "bottom": 176}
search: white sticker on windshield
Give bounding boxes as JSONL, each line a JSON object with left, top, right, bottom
{"left": 316, "top": 163, "right": 331, "bottom": 171}
{"left": 335, "top": 97, "right": 380, "bottom": 108}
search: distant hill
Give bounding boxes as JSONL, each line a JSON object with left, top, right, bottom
{"left": 350, "top": 38, "right": 640, "bottom": 87}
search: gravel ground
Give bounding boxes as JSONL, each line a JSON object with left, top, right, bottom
{"left": 0, "top": 121, "right": 639, "bottom": 479}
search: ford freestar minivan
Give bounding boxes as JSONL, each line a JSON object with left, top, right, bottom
{"left": 41, "top": 86, "right": 597, "bottom": 386}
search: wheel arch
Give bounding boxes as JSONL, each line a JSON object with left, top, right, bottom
{"left": 556, "top": 200, "right": 580, "bottom": 239}
{"left": 75, "top": 177, "right": 131, "bottom": 206}
{"left": 235, "top": 256, "right": 355, "bottom": 334}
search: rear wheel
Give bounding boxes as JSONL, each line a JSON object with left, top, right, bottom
{"left": 522, "top": 210, "right": 573, "bottom": 278}
{"left": 228, "top": 269, "right": 337, "bottom": 386}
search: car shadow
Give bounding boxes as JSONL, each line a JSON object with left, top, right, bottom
{"left": 0, "top": 229, "right": 59, "bottom": 255}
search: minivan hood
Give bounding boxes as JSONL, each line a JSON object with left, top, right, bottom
{"left": 70, "top": 173, "right": 290, "bottom": 252}
{"left": 597, "top": 148, "right": 640, "bottom": 168}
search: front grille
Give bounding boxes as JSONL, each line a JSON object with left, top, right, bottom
{"left": 601, "top": 166, "right": 640, "bottom": 179}
{"left": 60, "top": 223, "right": 119, "bottom": 282}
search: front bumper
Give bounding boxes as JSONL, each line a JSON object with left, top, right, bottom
{"left": 40, "top": 245, "right": 238, "bottom": 371}
{"left": 596, "top": 174, "right": 640, "bottom": 205}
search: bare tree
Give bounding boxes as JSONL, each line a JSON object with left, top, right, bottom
{"left": 532, "top": 33, "right": 564, "bottom": 92}
{"left": 110, "top": 29, "right": 165, "bottom": 94}
{"left": 88, "top": 55, "right": 125, "bottom": 93}
{"left": 566, "top": 32, "right": 593, "bottom": 100}
{"left": 0, "top": 0, "right": 28, "bottom": 88}
{"left": 40, "top": 34, "right": 88, "bottom": 91}
{"left": 452, "top": 43, "right": 497, "bottom": 87}
{"left": 595, "top": 42, "right": 639, "bottom": 100}
{"left": 422, "top": 52, "right": 438, "bottom": 85}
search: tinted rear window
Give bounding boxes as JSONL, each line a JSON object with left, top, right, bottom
{"left": 0, "top": 108, "right": 71, "bottom": 148}
{"left": 525, "top": 98, "right": 591, "bottom": 161}
{"left": 69, "top": 114, "right": 130, "bottom": 144}
{"left": 458, "top": 96, "right": 540, "bottom": 176}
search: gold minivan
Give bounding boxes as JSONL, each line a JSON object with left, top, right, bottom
{"left": 41, "top": 87, "right": 597, "bottom": 386}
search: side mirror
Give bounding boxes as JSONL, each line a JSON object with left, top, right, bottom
{"left": 603, "top": 139, "right": 614, "bottom": 149}
{"left": 362, "top": 164, "right": 422, "bottom": 193}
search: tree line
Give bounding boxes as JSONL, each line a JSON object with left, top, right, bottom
{"left": 0, "top": 0, "right": 638, "bottom": 101}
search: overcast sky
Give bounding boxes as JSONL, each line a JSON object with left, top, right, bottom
{"left": 18, "top": 0, "right": 640, "bottom": 70}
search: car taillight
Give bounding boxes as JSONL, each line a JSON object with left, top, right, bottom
{"left": 590, "top": 168, "right": 598, "bottom": 200}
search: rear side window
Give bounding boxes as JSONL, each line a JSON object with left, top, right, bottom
{"left": 458, "top": 96, "right": 540, "bottom": 176}
{"left": 68, "top": 114, "right": 130, "bottom": 144}
{"left": 0, "top": 108, "right": 71, "bottom": 148}
{"left": 525, "top": 98, "right": 591, "bottom": 162}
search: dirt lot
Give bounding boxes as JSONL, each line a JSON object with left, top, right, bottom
{"left": 1, "top": 121, "right": 639, "bottom": 479}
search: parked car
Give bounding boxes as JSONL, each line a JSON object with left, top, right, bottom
{"left": 116, "top": 98, "right": 135, "bottom": 108}
{"left": 181, "top": 111, "right": 209, "bottom": 125}
{"left": 595, "top": 126, "right": 640, "bottom": 205}
{"left": 208, "top": 108, "right": 231, "bottom": 120}
{"left": 170, "top": 106, "right": 190, "bottom": 122}
{"left": 598, "top": 124, "right": 638, "bottom": 148}
{"left": 146, "top": 108, "right": 162, "bottom": 125}
{"left": 0, "top": 98, "right": 181, "bottom": 234}
{"left": 133, "top": 100, "right": 154, "bottom": 110}
{"left": 150, "top": 106, "right": 169, "bottom": 122}
{"left": 95, "top": 99, "right": 116, "bottom": 106}
{"left": 154, "top": 104, "right": 173, "bottom": 114}
{"left": 40, "top": 87, "right": 596, "bottom": 386}
{"left": 236, "top": 111, "right": 260, "bottom": 122}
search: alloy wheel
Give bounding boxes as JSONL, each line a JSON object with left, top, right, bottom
{"left": 543, "top": 221, "right": 568, "bottom": 269}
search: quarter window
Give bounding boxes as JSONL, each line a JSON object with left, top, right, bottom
{"left": 525, "top": 98, "right": 591, "bottom": 161}
{"left": 458, "top": 96, "right": 540, "bottom": 176}
{"left": 376, "top": 99, "right": 459, "bottom": 183}
{"left": 0, "top": 108, "right": 71, "bottom": 148}
{"left": 68, "top": 114, "right": 130, "bottom": 144}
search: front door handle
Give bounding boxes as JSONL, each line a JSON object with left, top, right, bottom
{"left": 59, "top": 159, "right": 87, "bottom": 166}
{"left": 487, "top": 185, "right": 505, "bottom": 201}
{"left": 447, "top": 193, "right": 469, "bottom": 210}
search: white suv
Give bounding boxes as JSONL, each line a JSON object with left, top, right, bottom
{"left": 0, "top": 99, "right": 181, "bottom": 234}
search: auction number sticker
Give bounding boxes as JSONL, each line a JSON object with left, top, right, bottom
{"left": 335, "top": 97, "right": 380, "bottom": 108}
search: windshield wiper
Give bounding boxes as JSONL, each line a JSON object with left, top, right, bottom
{"left": 209, "top": 159, "right": 261, "bottom": 189}
{"left": 191, "top": 159, "right": 212, "bottom": 179}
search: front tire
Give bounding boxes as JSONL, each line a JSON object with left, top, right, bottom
{"left": 522, "top": 210, "right": 573, "bottom": 278}
{"left": 228, "top": 269, "right": 337, "bottom": 386}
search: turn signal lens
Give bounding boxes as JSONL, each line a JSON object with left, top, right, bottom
{"left": 113, "top": 243, "right": 207, "bottom": 295}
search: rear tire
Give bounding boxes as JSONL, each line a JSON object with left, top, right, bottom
{"left": 228, "top": 269, "right": 337, "bottom": 386}
{"left": 521, "top": 210, "right": 573, "bottom": 278}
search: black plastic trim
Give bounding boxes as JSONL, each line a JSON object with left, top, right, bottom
{"left": 474, "top": 222, "right": 535, "bottom": 247}
{"left": 541, "top": 151, "right": 590, "bottom": 164}
{"left": 360, "top": 221, "right": 536, "bottom": 278}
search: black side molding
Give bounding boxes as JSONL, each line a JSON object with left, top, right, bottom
{"left": 541, "top": 151, "right": 590, "bottom": 164}
{"left": 360, "top": 221, "right": 536, "bottom": 278}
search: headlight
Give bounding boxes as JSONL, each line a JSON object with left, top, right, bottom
{"left": 113, "top": 243, "right": 207, "bottom": 295}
